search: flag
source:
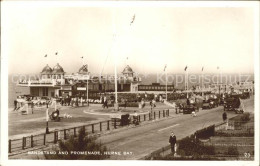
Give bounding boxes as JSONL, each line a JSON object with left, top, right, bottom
{"left": 55, "top": 52, "right": 58, "bottom": 55}
{"left": 44, "top": 54, "right": 47, "bottom": 57}
{"left": 163, "top": 64, "right": 167, "bottom": 71}
{"left": 184, "top": 66, "right": 188, "bottom": 71}
{"left": 164, "top": 64, "right": 167, "bottom": 71}
{"left": 202, "top": 67, "right": 204, "bottom": 71}
{"left": 130, "top": 14, "right": 135, "bottom": 26}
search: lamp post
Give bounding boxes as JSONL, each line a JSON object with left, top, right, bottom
{"left": 87, "top": 76, "right": 89, "bottom": 106}
{"left": 46, "top": 101, "right": 50, "bottom": 134}
{"left": 185, "top": 67, "right": 188, "bottom": 98}
{"left": 164, "top": 64, "right": 168, "bottom": 101}
{"left": 112, "top": 10, "right": 119, "bottom": 111}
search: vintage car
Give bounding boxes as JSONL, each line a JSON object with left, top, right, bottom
{"left": 183, "top": 105, "right": 196, "bottom": 114}
{"left": 239, "top": 92, "right": 250, "bottom": 99}
{"left": 224, "top": 94, "right": 243, "bottom": 114}
{"left": 202, "top": 99, "right": 215, "bottom": 109}
{"left": 202, "top": 94, "right": 219, "bottom": 109}
{"left": 182, "top": 98, "right": 196, "bottom": 114}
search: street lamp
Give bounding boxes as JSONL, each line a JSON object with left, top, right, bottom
{"left": 46, "top": 101, "right": 50, "bottom": 134}
{"left": 87, "top": 75, "right": 89, "bottom": 106}
{"left": 164, "top": 64, "right": 168, "bottom": 101}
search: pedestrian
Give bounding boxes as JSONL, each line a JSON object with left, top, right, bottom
{"left": 169, "top": 132, "right": 177, "bottom": 154}
{"left": 31, "top": 102, "right": 34, "bottom": 114}
{"left": 186, "top": 98, "right": 190, "bottom": 105}
{"left": 14, "top": 99, "right": 18, "bottom": 111}
{"left": 133, "top": 111, "right": 139, "bottom": 125}
{"left": 152, "top": 99, "right": 156, "bottom": 107}
{"left": 145, "top": 92, "right": 147, "bottom": 100}
{"left": 71, "top": 98, "right": 73, "bottom": 107}
{"left": 222, "top": 111, "right": 227, "bottom": 122}
{"left": 67, "top": 96, "right": 71, "bottom": 106}
{"left": 103, "top": 96, "right": 108, "bottom": 109}
{"left": 81, "top": 97, "right": 83, "bottom": 106}
{"left": 141, "top": 98, "right": 145, "bottom": 108}
{"left": 76, "top": 97, "right": 79, "bottom": 107}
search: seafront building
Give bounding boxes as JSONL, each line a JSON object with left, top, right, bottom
{"left": 17, "top": 63, "right": 254, "bottom": 99}
{"left": 17, "top": 63, "right": 143, "bottom": 98}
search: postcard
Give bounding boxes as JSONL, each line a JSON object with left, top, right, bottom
{"left": 1, "top": 1, "right": 259, "bottom": 166}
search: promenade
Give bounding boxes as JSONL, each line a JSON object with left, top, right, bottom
{"left": 8, "top": 98, "right": 254, "bottom": 159}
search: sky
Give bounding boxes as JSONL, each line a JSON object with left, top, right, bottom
{"left": 3, "top": 3, "right": 255, "bottom": 75}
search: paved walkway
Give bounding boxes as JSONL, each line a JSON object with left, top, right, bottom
{"left": 8, "top": 98, "right": 254, "bottom": 160}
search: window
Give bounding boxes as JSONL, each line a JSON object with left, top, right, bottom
{"left": 42, "top": 88, "right": 48, "bottom": 96}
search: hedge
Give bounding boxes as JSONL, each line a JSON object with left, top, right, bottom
{"left": 177, "top": 136, "right": 215, "bottom": 156}
{"left": 195, "top": 125, "right": 215, "bottom": 139}
{"left": 229, "top": 113, "right": 250, "bottom": 122}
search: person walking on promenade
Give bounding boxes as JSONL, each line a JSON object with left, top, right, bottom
{"left": 222, "top": 111, "right": 227, "bottom": 122}
{"left": 152, "top": 98, "right": 156, "bottom": 108}
{"left": 169, "top": 132, "right": 177, "bottom": 154}
{"left": 103, "top": 96, "right": 108, "bottom": 109}
{"left": 14, "top": 99, "right": 18, "bottom": 111}
{"left": 31, "top": 102, "right": 34, "bottom": 114}
{"left": 76, "top": 97, "right": 79, "bottom": 107}
{"left": 141, "top": 98, "right": 145, "bottom": 108}
{"left": 150, "top": 100, "right": 153, "bottom": 110}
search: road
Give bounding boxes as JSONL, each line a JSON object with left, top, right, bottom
{"left": 8, "top": 98, "right": 253, "bottom": 160}
{"left": 98, "top": 98, "right": 254, "bottom": 160}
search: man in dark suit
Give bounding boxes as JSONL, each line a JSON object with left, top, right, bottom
{"left": 222, "top": 111, "right": 227, "bottom": 122}
{"left": 169, "top": 132, "right": 177, "bottom": 153}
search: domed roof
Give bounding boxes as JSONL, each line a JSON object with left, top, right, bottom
{"left": 52, "top": 63, "right": 65, "bottom": 74}
{"left": 78, "top": 64, "right": 89, "bottom": 74}
{"left": 122, "top": 65, "right": 134, "bottom": 74}
{"left": 41, "top": 64, "right": 53, "bottom": 74}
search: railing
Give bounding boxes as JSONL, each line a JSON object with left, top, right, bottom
{"left": 8, "top": 109, "right": 170, "bottom": 154}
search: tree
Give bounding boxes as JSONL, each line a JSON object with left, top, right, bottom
{"left": 45, "top": 128, "right": 110, "bottom": 160}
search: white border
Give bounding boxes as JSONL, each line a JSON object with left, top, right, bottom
{"left": 1, "top": 1, "right": 259, "bottom": 166}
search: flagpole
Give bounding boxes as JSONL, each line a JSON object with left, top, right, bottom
{"left": 219, "top": 67, "right": 221, "bottom": 94}
{"left": 165, "top": 65, "right": 167, "bottom": 101}
{"left": 55, "top": 52, "right": 58, "bottom": 64}
{"left": 184, "top": 66, "right": 189, "bottom": 98}
{"left": 217, "top": 66, "right": 220, "bottom": 94}
{"left": 113, "top": 9, "right": 118, "bottom": 110}
{"left": 202, "top": 67, "right": 204, "bottom": 97}
{"left": 44, "top": 54, "right": 48, "bottom": 65}
{"left": 186, "top": 70, "right": 188, "bottom": 98}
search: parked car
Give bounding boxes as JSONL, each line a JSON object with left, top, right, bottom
{"left": 224, "top": 94, "right": 243, "bottom": 114}
{"left": 183, "top": 105, "right": 196, "bottom": 114}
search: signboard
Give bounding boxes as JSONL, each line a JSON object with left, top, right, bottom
{"left": 77, "top": 87, "right": 86, "bottom": 91}
{"left": 62, "top": 86, "right": 72, "bottom": 90}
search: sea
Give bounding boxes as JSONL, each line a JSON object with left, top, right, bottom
{"left": 8, "top": 73, "right": 254, "bottom": 108}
